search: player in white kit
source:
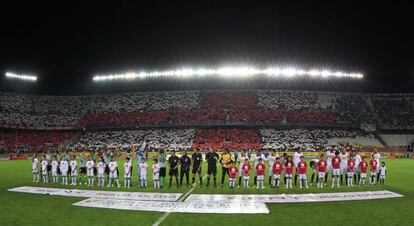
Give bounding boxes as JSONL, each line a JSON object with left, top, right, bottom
{"left": 51, "top": 157, "right": 59, "bottom": 183}
{"left": 354, "top": 151, "right": 362, "bottom": 184}
{"left": 86, "top": 156, "right": 95, "bottom": 186}
{"left": 325, "top": 147, "right": 335, "bottom": 184}
{"left": 152, "top": 159, "right": 160, "bottom": 189}
{"left": 238, "top": 150, "right": 249, "bottom": 188}
{"left": 108, "top": 157, "right": 120, "bottom": 187}
{"left": 373, "top": 150, "right": 381, "bottom": 182}
{"left": 70, "top": 156, "right": 78, "bottom": 185}
{"left": 97, "top": 158, "right": 105, "bottom": 187}
{"left": 32, "top": 156, "right": 40, "bottom": 182}
{"left": 267, "top": 150, "right": 277, "bottom": 187}
{"left": 340, "top": 149, "right": 348, "bottom": 185}
{"left": 41, "top": 157, "right": 48, "bottom": 183}
{"left": 293, "top": 148, "right": 304, "bottom": 186}
{"left": 253, "top": 150, "right": 266, "bottom": 186}
{"left": 60, "top": 157, "right": 68, "bottom": 185}
{"left": 379, "top": 161, "right": 387, "bottom": 184}
{"left": 124, "top": 157, "right": 132, "bottom": 188}
{"left": 139, "top": 158, "right": 148, "bottom": 188}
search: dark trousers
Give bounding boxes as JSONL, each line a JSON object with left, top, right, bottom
{"left": 180, "top": 169, "right": 190, "bottom": 186}
{"left": 221, "top": 167, "right": 230, "bottom": 185}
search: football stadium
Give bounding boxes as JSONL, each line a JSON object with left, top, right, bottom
{"left": 1, "top": 2, "right": 413, "bottom": 226}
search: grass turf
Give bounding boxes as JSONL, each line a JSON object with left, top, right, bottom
{"left": 0, "top": 159, "right": 413, "bottom": 226}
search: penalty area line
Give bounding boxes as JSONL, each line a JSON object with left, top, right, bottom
{"left": 152, "top": 175, "right": 207, "bottom": 226}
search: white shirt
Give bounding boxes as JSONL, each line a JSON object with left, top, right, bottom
{"left": 327, "top": 151, "right": 335, "bottom": 164}
{"left": 239, "top": 156, "right": 249, "bottom": 167}
{"left": 51, "top": 160, "right": 58, "bottom": 172}
{"left": 124, "top": 162, "right": 131, "bottom": 174}
{"left": 97, "top": 162, "right": 105, "bottom": 174}
{"left": 139, "top": 162, "right": 147, "bottom": 175}
{"left": 152, "top": 163, "right": 160, "bottom": 174}
{"left": 340, "top": 153, "right": 348, "bottom": 166}
{"left": 268, "top": 155, "right": 277, "bottom": 168}
{"left": 293, "top": 152, "right": 303, "bottom": 167}
{"left": 60, "top": 161, "right": 68, "bottom": 172}
{"left": 109, "top": 161, "right": 117, "bottom": 172}
{"left": 70, "top": 160, "right": 77, "bottom": 172}
{"left": 86, "top": 160, "right": 95, "bottom": 171}
{"left": 41, "top": 160, "right": 47, "bottom": 171}
{"left": 380, "top": 166, "right": 387, "bottom": 176}
{"left": 355, "top": 154, "right": 362, "bottom": 166}
{"left": 32, "top": 158, "right": 38, "bottom": 170}
{"left": 254, "top": 154, "right": 266, "bottom": 167}
{"left": 374, "top": 153, "right": 381, "bottom": 166}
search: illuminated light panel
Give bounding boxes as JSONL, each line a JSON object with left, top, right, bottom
{"left": 92, "top": 67, "right": 364, "bottom": 81}
{"left": 5, "top": 72, "right": 37, "bottom": 81}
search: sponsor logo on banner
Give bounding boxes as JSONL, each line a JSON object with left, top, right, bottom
{"left": 73, "top": 198, "right": 270, "bottom": 214}
{"left": 9, "top": 187, "right": 403, "bottom": 214}
{"left": 185, "top": 190, "right": 403, "bottom": 203}
{"left": 8, "top": 186, "right": 182, "bottom": 201}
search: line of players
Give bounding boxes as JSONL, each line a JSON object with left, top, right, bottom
{"left": 31, "top": 147, "right": 387, "bottom": 189}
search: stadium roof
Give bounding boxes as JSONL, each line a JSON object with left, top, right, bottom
{"left": 0, "top": 2, "right": 412, "bottom": 95}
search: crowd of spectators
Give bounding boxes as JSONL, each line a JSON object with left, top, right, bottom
{"left": 331, "top": 94, "right": 375, "bottom": 125}
{"left": 1, "top": 90, "right": 413, "bottom": 130}
{"left": 0, "top": 127, "right": 406, "bottom": 153}
{"left": 192, "top": 129, "right": 262, "bottom": 149}
{"left": 70, "top": 129, "right": 195, "bottom": 150}
{"left": 372, "top": 94, "right": 414, "bottom": 130}
{"left": 0, "top": 92, "right": 88, "bottom": 127}
{"left": 0, "top": 130, "right": 76, "bottom": 153}
{"left": 257, "top": 90, "right": 319, "bottom": 110}
{"left": 260, "top": 128, "right": 364, "bottom": 151}
{"left": 88, "top": 91, "right": 200, "bottom": 113}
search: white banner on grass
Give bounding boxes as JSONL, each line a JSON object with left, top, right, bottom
{"left": 73, "top": 198, "right": 270, "bottom": 214}
{"left": 185, "top": 190, "right": 403, "bottom": 203}
{"left": 8, "top": 186, "right": 182, "bottom": 201}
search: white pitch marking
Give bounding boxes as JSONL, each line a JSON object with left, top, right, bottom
{"left": 152, "top": 175, "right": 207, "bottom": 226}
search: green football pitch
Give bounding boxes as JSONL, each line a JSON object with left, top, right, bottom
{"left": 0, "top": 159, "right": 413, "bottom": 226}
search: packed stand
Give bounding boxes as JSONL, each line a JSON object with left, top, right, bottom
{"left": 88, "top": 91, "right": 200, "bottom": 113}
{"left": 332, "top": 94, "right": 374, "bottom": 125}
{"left": 70, "top": 129, "right": 195, "bottom": 150}
{"left": 0, "top": 130, "right": 76, "bottom": 153}
{"left": 78, "top": 91, "right": 200, "bottom": 127}
{"left": 257, "top": 90, "right": 338, "bottom": 124}
{"left": 260, "top": 128, "right": 364, "bottom": 151}
{"left": 372, "top": 94, "right": 414, "bottom": 130}
{"left": 192, "top": 129, "right": 262, "bottom": 149}
{"left": 257, "top": 90, "right": 319, "bottom": 110}
{"left": 0, "top": 92, "right": 89, "bottom": 127}
{"left": 1, "top": 90, "right": 414, "bottom": 129}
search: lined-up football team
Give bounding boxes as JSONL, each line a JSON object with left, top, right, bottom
{"left": 31, "top": 146, "right": 387, "bottom": 189}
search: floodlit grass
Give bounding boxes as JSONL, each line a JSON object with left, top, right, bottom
{"left": 0, "top": 159, "right": 413, "bottom": 226}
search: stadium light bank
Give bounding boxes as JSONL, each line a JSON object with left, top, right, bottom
{"left": 92, "top": 67, "right": 364, "bottom": 82}
{"left": 5, "top": 72, "right": 37, "bottom": 81}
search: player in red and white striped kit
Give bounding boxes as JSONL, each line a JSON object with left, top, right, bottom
{"left": 369, "top": 155, "right": 378, "bottom": 185}
{"left": 229, "top": 161, "right": 238, "bottom": 189}
{"left": 242, "top": 160, "right": 252, "bottom": 189}
{"left": 284, "top": 156, "right": 294, "bottom": 189}
{"left": 255, "top": 158, "right": 266, "bottom": 189}
{"left": 272, "top": 157, "right": 283, "bottom": 188}
{"left": 298, "top": 156, "right": 308, "bottom": 189}
{"left": 347, "top": 156, "right": 356, "bottom": 187}
{"left": 359, "top": 156, "right": 368, "bottom": 185}
{"left": 331, "top": 151, "right": 341, "bottom": 188}
{"left": 317, "top": 154, "right": 327, "bottom": 188}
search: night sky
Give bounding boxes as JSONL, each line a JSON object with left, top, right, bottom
{"left": 0, "top": 1, "right": 413, "bottom": 95}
